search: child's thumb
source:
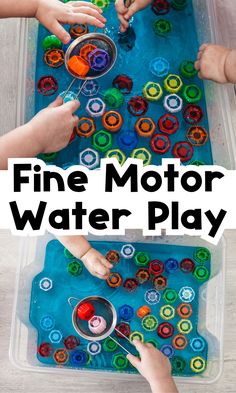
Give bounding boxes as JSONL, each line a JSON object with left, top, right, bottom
{"left": 127, "top": 353, "right": 141, "bottom": 369}
{"left": 48, "top": 96, "right": 63, "bottom": 108}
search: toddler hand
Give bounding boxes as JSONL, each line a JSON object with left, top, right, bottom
{"left": 35, "top": 0, "right": 106, "bottom": 44}
{"left": 28, "top": 96, "right": 80, "bottom": 154}
{"left": 81, "top": 248, "right": 113, "bottom": 280}
{"left": 195, "top": 44, "right": 232, "bottom": 83}
{"left": 127, "top": 340, "right": 178, "bottom": 393}
{"left": 115, "top": 0, "right": 151, "bottom": 32}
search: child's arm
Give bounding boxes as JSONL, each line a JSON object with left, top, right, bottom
{"left": 59, "top": 235, "right": 113, "bottom": 279}
{"left": 0, "top": 0, "right": 106, "bottom": 43}
{"left": 115, "top": 0, "right": 151, "bottom": 32}
{"left": 195, "top": 44, "right": 236, "bottom": 84}
{"left": 0, "top": 97, "right": 79, "bottom": 169}
{"left": 127, "top": 340, "right": 178, "bottom": 393}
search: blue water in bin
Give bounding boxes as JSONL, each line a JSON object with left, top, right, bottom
{"left": 35, "top": 0, "right": 213, "bottom": 167}
{"left": 29, "top": 239, "right": 210, "bottom": 376}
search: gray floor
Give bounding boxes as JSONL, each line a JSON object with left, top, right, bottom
{"left": 0, "top": 1, "right": 236, "bottom": 392}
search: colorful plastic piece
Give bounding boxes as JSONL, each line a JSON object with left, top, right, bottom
{"left": 70, "top": 350, "right": 88, "bottom": 367}
{"left": 189, "top": 160, "right": 205, "bottom": 166}
{"left": 87, "top": 341, "right": 101, "bottom": 356}
{"left": 165, "top": 258, "right": 179, "bottom": 273}
{"left": 104, "top": 88, "right": 124, "bottom": 109}
{"left": 187, "top": 126, "right": 208, "bottom": 146}
{"left": 106, "top": 250, "right": 120, "bottom": 265}
{"left": 183, "top": 84, "right": 202, "bottom": 103}
{"left": 193, "top": 266, "right": 210, "bottom": 281}
{"left": 127, "top": 96, "right": 148, "bottom": 116}
{"left": 67, "top": 55, "right": 90, "bottom": 77}
{"left": 102, "top": 111, "right": 123, "bottom": 132}
{"left": 149, "top": 260, "right": 164, "bottom": 275}
{"left": 180, "top": 258, "right": 195, "bottom": 273}
{"left": 88, "top": 315, "right": 107, "bottom": 334}
{"left": 172, "top": 356, "right": 186, "bottom": 373}
{"left": 153, "top": 19, "right": 172, "bottom": 36}
{"left": 64, "top": 335, "right": 80, "bottom": 350}
{"left": 129, "top": 331, "right": 144, "bottom": 343}
{"left": 179, "top": 286, "right": 195, "bottom": 303}
{"left": 44, "top": 49, "right": 64, "bottom": 68}
{"left": 194, "top": 247, "right": 211, "bottom": 263}
{"left": 164, "top": 94, "right": 183, "bottom": 113}
{"left": 135, "top": 252, "right": 150, "bottom": 267}
{"left": 118, "top": 26, "right": 136, "bottom": 52}
{"left": 112, "top": 353, "right": 129, "bottom": 370}
{"left": 152, "top": 0, "right": 170, "bottom": 14}
{"left": 131, "top": 148, "right": 152, "bottom": 165}
{"left": 42, "top": 35, "right": 62, "bottom": 51}
{"left": 77, "top": 302, "right": 95, "bottom": 321}
{"left": 93, "top": 130, "right": 112, "bottom": 152}
{"left": 49, "top": 329, "right": 63, "bottom": 344}
{"left": 172, "top": 141, "right": 193, "bottom": 162}
{"left": 190, "top": 356, "right": 206, "bottom": 373}
{"left": 136, "top": 268, "right": 151, "bottom": 284}
{"left": 144, "top": 289, "right": 161, "bottom": 305}
{"left": 40, "top": 315, "right": 55, "bottom": 331}
{"left": 38, "top": 342, "right": 54, "bottom": 358}
{"left": 172, "top": 334, "right": 188, "bottom": 350}
{"left": 80, "top": 44, "right": 97, "bottom": 61}
{"left": 39, "top": 152, "right": 57, "bottom": 162}
{"left": 123, "top": 278, "right": 139, "bottom": 292}
{"left": 190, "top": 337, "right": 206, "bottom": 352}
{"left": 142, "top": 315, "right": 158, "bottom": 331}
{"left": 163, "top": 288, "right": 178, "bottom": 304}
{"left": 164, "top": 74, "right": 183, "bottom": 94}
{"left": 113, "top": 74, "right": 133, "bottom": 94}
{"left": 160, "top": 305, "right": 175, "bottom": 320}
{"left": 153, "top": 275, "right": 168, "bottom": 290}
{"left": 105, "top": 149, "right": 126, "bottom": 165}
{"left": 103, "top": 337, "right": 118, "bottom": 352}
{"left": 177, "top": 319, "right": 193, "bottom": 334}
{"left": 39, "top": 277, "right": 53, "bottom": 291}
{"left": 158, "top": 322, "right": 174, "bottom": 339}
{"left": 107, "top": 272, "right": 122, "bottom": 288}
{"left": 136, "top": 305, "right": 151, "bottom": 319}
{"left": 86, "top": 97, "right": 106, "bottom": 118}
{"left": 92, "top": 0, "right": 109, "bottom": 9}
{"left": 88, "top": 48, "right": 110, "bottom": 72}
{"left": 158, "top": 114, "right": 179, "bottom": 135}
{"left": 80, "top": 80, "right": 100, "bottom": 97}
{"left": 180, "top": 60, "right": 198, "bottom": 78}
{"left": 119, "top": 305, "right": 134, "bottom": 321}
{"left": 177, "top": 303, "right": 193, "bottom": 319}
{"left": 135, "top": 117, "right": 156, "bottom": 137}
{"left": 60, "top": 90, "right": 77, "bottom": 103}
{"left": 149, "top": 57, "right": 170, "bottom": 77}
{"left": 171, "top": 0, "right": 188, "bottom": 10}
{"left": 150, "top": 134, "right": 171, "bottom": 154}
{"left": 160, "top": 344, "right": 175, "bottom": 358}
{"left": 37, "top": 76, "right": 58, "bottom": 96}
{"left": 115, "top": 322, "right": 131, "bottom": 338}
{"left": 143, "top": 82, "right": 163, "bottom": 102}
{"left": 183, "top": 104, "right": 204, "bottom": 124}
{"left": 76, "top": 117, "right": 96, "bottom": 138}
{"left": 53, "top": 349, "right": 69, "bottom": 365}
{"left": 79, "top": 148, "right": 99, "bottom": 170}
{"left": 69, "top": 24, "right": 88, "bottom": 38}
{"left": 121, "top": 244, "right": 135, "bottom": 259}
{"left": 117, "top": 130, "right": 138, "bottom": 151}
{"left": 68, "top": 261, "right": 83, "bottom": 276}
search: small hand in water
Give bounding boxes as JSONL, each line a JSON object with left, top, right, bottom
{"left": 115, "top": 0, "right": 152, "bottom": 32}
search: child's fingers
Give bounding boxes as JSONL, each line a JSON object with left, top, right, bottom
{"left": 115, "top": 0, "right": 128, "bottom": 15}
{"left": 117, "top": 13, "right": 129, "bottom": 30}
{"left": 94, "top": 262, "right": 110, "bottom": 277}
{"left": 70, "top": 13, "right": 105, "bottom": 28}
{"left": 72, "top": 7, "right": 107, "bottom": 23}
{"left": 101, "top": 257, "right": 113, "bottom": 269}
{"left": 50, "top": 21, "right": 71, "bottom": 44}
{"left": 132, "top": 339, "right": 147, "bottom": 352}
{"left": 199, "top": 43, "right": 209, "bottom": 51}
{"left": 70, "top": 0, "right": 103, "bottom": 13}
{"left": 194, "top": 60, "right": 200, "bottom": 71}
{"left": 126, "top": 353, "right": 141, "bottom": 368}
{"left": 48, "top": 96, "right": 63, "bottom": 108}
{"left": 124, "top": 3, "right": 138, "bottom": 20}
{"left": 73, "top": 115, "right": 79, "bottom": 127}
{"left": 63, "top": 100, "right": 80, "bottom": 113}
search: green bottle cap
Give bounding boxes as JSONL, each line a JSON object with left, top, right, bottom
{"left": 103, "top": 337, "right": 118, "bottom": 352}
{"left": 142, "top": 315, "right": 158, "bottom": 331}
{"left": 180, "top": 60, "right": 198, "bottom": 78}
{"left": 67, "top": 261, "right": 83, "bottom": 276}
{"left": 163, "top": 288, "right": 178, "bottom": 303}
{"left": 64, "top": 248, "right": 74, "bottom": 259}
{"left": 92, "top": 0, "right": 110, "bottom": 9}
{"left": 153, "top": 19, "right": 172, "bottom": 36}
{"left": 106, "top": 149, "right": 126, "bottom": 165}
{"left": 193, "top": 266, "right": 210, "bottom": 282}
{"left": 189, "top": 160, "right": 205, "bottom": 166}
{"left": 39, "top": 152, "right": 57, "bottom": 162}
{"left": 171, "top": 0, "right": 188, "bottom": 10}
{"left": 172, "top": 356, "right": 186, "bottom": 373}
{"left": 93, "top": 130, "right": 112, "bottom": 152}
{"left": 104, "top": 88, "right": 124, "bottom": 109}
{"left": 183, "top": 85, "right": 202, "bottom": 103}
{"left": 194, "top": 247, "right": 211, "bottom": 263}
{"left": 129, "top": 331, "right": 144, "bottom": 343}
{"left": 42, "top": 35, "right": 62, "bottom": 51}
{"left": 112, "top": 353, "right": 129, "bottom": 370}
{"left": 134, "top": 252, "right": 150, "bottom": 266}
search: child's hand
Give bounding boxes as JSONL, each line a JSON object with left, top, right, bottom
{"left": 29, "top": 96, "right": 80, "bottom": 153}
{"left": 115, "top": 0, "right": 151, "bottom": 32}
{"left": 81, "top": 248, "right": 113, "bottom": 280}
{"left": 35, "top": 0, "right": 106, "bottom": 44}
{"left": 127, "top": 340, "right": 178, "bottom": 393}
{"left": 195, "top": 44, "right": 232, "bottom": 83}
